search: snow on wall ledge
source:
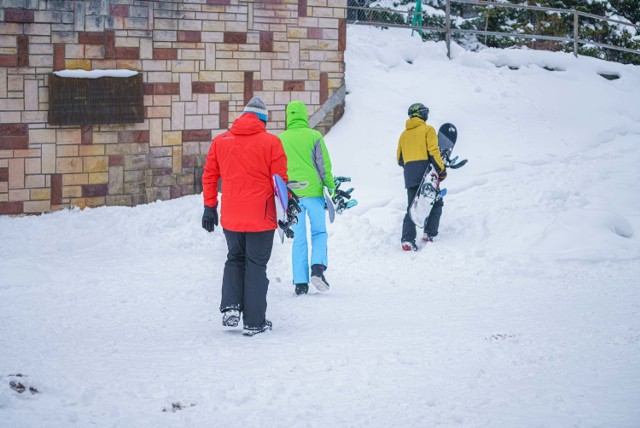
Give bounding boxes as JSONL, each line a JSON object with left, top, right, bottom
{"left": 53, "top": 69, "right": 139, "bottom": 78}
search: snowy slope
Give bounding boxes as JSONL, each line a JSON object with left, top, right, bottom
{"left": 1, "top": 26, "right": 639, "bottom": 427}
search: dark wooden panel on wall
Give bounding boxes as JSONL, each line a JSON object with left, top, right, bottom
{"left": 48, "top": 74, "right": 144, "bottom": 126}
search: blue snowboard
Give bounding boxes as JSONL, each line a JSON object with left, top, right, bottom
{"left": 273, "top": 174, "right": 289, "bottom": 243}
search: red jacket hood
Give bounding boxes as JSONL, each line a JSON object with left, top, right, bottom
{"left": 231, "top": 113, "right": 266, "bottom": 135}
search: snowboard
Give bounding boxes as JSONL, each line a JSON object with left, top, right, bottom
{"left": 273, "top": 174, "right": 289, "bottom": 243}
{"left": 324, "top": 186, "right": 336, "bottom": 223}
{"left": 439, "top": 122, "right": 467, "bottom": 169}
{"left": 274, "top": 174, "right": 306, "bottom": 243}
{"left": 408, "top": 123, "right": 458, "bottom": 228}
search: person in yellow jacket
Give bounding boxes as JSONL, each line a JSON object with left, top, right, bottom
{"left": 397, "top": 102, "right": 447, "bottom": 251}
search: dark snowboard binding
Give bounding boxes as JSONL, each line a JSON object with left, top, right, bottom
{"left": 278, "top": 188, "right": 302, "bottom": 238}
{"left": 332, "top": 176, "right": 358, "bottom": 214}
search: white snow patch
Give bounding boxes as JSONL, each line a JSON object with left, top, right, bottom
{"left": 1, "top": 25, "right": 639, "bottom": 427}
{"left": 53, "top": 69, "right": 139, "bottom": 78}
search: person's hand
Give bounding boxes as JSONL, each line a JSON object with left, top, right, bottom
{"left": 438, "top": 169, "right": 447, "bottom": 182}
{"left": 202, "top": 205, "right": 218, "bottom": 232}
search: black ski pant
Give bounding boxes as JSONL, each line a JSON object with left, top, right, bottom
{"left": 220, "top": 229, "right": 274, "bottom": 329}
{"left": 401, "top": 185, "right": 444, "bottom": 243}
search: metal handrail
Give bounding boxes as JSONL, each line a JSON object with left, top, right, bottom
{"left": 576, "top": 39, "right": 640, "bottom": 55}
{"left": 456, "top": 0, "right": 640, "bottom": 30}
{"left": 347, "top": 0, "right": 640, "bottom": 60}
{"left": 454, "top": 28, "right": 570, "bottom": 43}
{"left": 456, "top": 0, "right": 568, "bottom": 15}
{"left": 575, "top": 11, "right": 639, "bottom": 30}
{"left": 350, "top": 19, "right": 444, "bottom": 34}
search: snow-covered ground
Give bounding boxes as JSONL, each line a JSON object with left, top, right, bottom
{"left": 1, "top": 26, "right": 639, "bottom": 427}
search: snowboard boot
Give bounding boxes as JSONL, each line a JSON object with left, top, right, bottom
{"left": 242, "top": 319, "right": 272, "bottom": 337}
{"left": 401, "top": 241, "right": 418, "bottom": 251}
{"left": 222, "top": 309, "right": 240, "bottom": 327}
{"left": 295, "top": 283, "right": 309, "bottom": 295}
{"left": 310, "top": 264, "right": 330, "bottom": 291}
{"left": 422, "top": 233, "right": 433, "bottom": 243}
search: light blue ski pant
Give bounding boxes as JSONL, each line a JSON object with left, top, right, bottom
{"left": 290, "top": 196, "right": 328, "bottom": 284}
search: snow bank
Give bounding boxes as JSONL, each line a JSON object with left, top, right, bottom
{"left": 1, "top": 26, "right": 639, "bottom": 427}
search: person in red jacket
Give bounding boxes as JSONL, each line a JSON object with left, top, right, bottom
{"left": 201, "top": 97, "right": 288, "bottom": 337}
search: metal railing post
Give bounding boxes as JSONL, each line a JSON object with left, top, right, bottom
{"left": 446, "top": 0, "right": 451, "bottom": 59}
{"left": 573, "top": 11, "right": 579, "bottom": 57}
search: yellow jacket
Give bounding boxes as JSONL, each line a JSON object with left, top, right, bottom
{"left": 397, "top": 117, "right": 445, "bottom": 188}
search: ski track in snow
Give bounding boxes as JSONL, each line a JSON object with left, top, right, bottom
{"left": 1, "top": 26, "right": 640, "bottom": 427}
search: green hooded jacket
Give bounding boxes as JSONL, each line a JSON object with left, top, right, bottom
{"left": 278, "top": 101, "right": 335, "bottom": 198}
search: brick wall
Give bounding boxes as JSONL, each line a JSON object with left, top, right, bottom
{"left": 0, "top": 0, "right": 347, "bottom": 215}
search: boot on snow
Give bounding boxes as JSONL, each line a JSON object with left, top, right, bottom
{"left": 401, "top": 241, "right": 418, "bottom": 251}
{"left": 222, "top": 309, "right": 240, "bottom": 327}
{"left": 243, "top": 319, "right": 273, "bottom": 337}
{"left": 310, "top": 264, "right": 330, "bottom": 292}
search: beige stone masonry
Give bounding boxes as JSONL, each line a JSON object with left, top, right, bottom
{"left": 30, "top": 187, "right": 50, "bottom": 200}
{"left": 62, "top": 186, "right": 82, "bottom": 198}
{"left": 0, "top": 0, "right": 347, "bottom": 215}
{"left": 83, "top": 156, "right": 109, "bottom": 173}
{"left": 25, "top": 158, "right": 41, "bottom": 175}
{"left": 57, "top": 158, "right": 83, "bottom": 174}
{"left": 24, "top": 200, "right": 51, "bottom": 213}
{"left": 29, "top": 129, "right": 56, "bottom": 144}
{"left": 79, "top": 145, "right": 105, "bottom": 157}
{"left": 89, "top": 173, "right": 109, "bottom": 184}
{"left": 57, "top": 146, "right": 79, "bottom": 158}
{"left": 162, "top": 131, "right": 182, "bottom": 147}
{"left": 9, "top": 189, "right": 30, "bottom": 202}
{"left": 41, "top": 145, "right": 56, "bottom": 174}
{"left": 8, "top": 158, "right": 25, "bottom": 190}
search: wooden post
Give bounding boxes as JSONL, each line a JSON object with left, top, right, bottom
{"left": 573, "top": 11, "right": 579, "bottom": 57}
{"left": 446, "top": 0, "right": 451, "bottom": 59}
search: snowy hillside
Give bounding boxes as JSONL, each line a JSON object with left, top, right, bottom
{"left": 1, "top": 26, "right": 639, "bottom": 427}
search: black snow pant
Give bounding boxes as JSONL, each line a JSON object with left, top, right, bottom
{"left": 220, "top": 229, "right": 275, "bottom": 329}
{"left": 401, "top": 185, "right": 444, "bottom": 243}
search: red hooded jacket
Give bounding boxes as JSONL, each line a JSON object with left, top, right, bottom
{"left": 202, "top": 113, "right": 288, "bottom": 232}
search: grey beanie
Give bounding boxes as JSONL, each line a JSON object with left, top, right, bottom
{"left": 242, "top": 96, "right": 268, "bottom": 123}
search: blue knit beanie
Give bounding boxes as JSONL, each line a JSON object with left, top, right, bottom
{"left": 242, "top": 96, "right": 268, "bottom": 123}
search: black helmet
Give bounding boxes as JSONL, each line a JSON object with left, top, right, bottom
{"left": 408, "top": 103, "right": 429, "bottom": 121}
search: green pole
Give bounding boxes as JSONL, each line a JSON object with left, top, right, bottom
{"left": 411, "top": 0, "right": 423, "bottom": 37}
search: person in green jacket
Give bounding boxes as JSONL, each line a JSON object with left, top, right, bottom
{"left": 279, "top": 101, "right": 335, "bottom": 295}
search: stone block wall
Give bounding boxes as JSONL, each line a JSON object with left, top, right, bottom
{"left": 0, "top": 0, "right": 347, "bottom": 215}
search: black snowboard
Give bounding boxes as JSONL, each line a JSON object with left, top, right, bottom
{"left": 438, "top": 123, "right": 457, "bottom": 160}
{"left": 438, "top": 123, "right": 467, "bottom": 169}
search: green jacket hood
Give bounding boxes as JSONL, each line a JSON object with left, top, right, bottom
{"left": 286, "top": 101, "right": 309, "bottom": 130}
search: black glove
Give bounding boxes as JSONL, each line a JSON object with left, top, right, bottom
{"left": 438, "top": 168, "right": 447, "bottom": 182}
{"left": 202, "top": 205, "right": 218, "bottom": 232}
